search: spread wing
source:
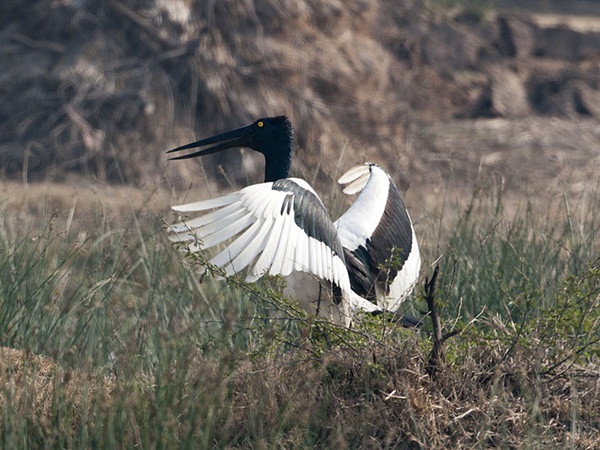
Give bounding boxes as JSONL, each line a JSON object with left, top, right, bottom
{"left": 335, "top": 163, "right": 421, "bottom": 310}
{"left": 169, "top": 178, "right": 351, "bottom": 294}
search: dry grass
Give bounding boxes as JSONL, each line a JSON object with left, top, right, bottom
{"left": 2, "top": 335, "right": 598, "bottom": 448}
{"left": 0, "top": 347, "right": 114, "bottom": 436}
{"left": 0, "top": 178, "right": 598, "bottom": 447}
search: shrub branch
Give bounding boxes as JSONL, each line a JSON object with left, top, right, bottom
{"left": 425, "top": 265, "right": 459, "bottom": 375}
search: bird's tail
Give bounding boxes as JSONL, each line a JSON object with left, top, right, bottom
{"left": 349, "top": 291, "right": 422, "bottom": 328}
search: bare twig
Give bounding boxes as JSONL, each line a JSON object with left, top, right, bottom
{"left": 425, "top": 265, "right": 444, "bottom": 375}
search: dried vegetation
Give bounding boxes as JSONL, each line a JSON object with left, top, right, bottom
{"left": 2, "top": 0, "right": 599, "bottom": 194}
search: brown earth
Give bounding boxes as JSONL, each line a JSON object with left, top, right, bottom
{"left": 1, "top": 0, "right": 599, "bottom": 224}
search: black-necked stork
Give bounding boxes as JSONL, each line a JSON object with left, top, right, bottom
{"left": 167, "top": 116, "right": 420, "bottom": 327}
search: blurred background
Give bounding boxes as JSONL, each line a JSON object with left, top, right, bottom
{"left": 1, "top": 0, "right": 599, "bottom": 220}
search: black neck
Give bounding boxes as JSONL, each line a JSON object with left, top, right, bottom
{"left": 264, "top": 151, "right": 292, "bottom": 182}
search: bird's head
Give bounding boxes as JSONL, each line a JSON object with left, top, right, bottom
{"left": 167, "top": 115, "right": 293, "bottom": 161}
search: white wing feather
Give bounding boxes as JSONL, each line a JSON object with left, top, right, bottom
{"left": 169, "top": 203, "right": 240, "bottom": 233}
{"left": 170, "top": 208, "right": 250, "bottom": 244}
{"left": 280, "top": 222, "right": 298, "bottom": 276}
{"left": 337, "top": 163, "right": 371, "bottom": 195}
{"left": 248, "top": 214, "right": 285, "bottom": 281}
{"left": 270, "top": 212, "right": 295, "bottom": 276}
{"left": 294, "top": 232, "right": 309, "bottom": 273}
{"left": 209, "top": 219, "right": 264, "bottom": 273}
{"left": 220, "top": 219, "right": 272, "bottom": 277}
{"left": 268, "top": 213, "right": 294, "bottom": 276}
{"left": 308, "top": 237, "right": 321, "bottom": 280}
{"left": 172, "top": 193, "right": 238, "bottom": 212}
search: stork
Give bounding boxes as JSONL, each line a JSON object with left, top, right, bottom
{"left": 167, "top": 116, "right": 420, "bottom": 327}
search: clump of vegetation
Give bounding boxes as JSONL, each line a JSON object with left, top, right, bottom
{"left": 0, "top": 186, "right": 598, "bottom": 448}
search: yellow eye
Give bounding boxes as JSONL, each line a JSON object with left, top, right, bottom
{"left": 257, "top": 121, "right": 264, "bottom": 128}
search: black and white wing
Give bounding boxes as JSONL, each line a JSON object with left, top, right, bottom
{"left": 169, "top": 178, "right": 353, "bottom": 323}
{"left": 334, "top": 163, "right": 421, "bottom": 311}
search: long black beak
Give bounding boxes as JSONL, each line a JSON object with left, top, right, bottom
{"left": 167, "top": 123, "right": 255, "bottom": 160}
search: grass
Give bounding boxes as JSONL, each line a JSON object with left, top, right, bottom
{"left": 0, "top": 184, "right": 598, "bottom": 449}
